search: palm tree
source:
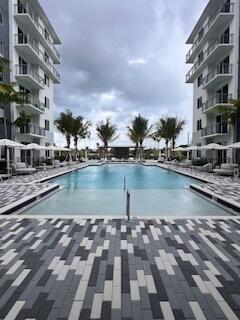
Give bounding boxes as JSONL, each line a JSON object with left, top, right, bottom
{"left": 155, "top": 117, "right": 185, "bottom": 158}
{"left": 127, "top": 127, "right": 139, "bottom": 159}
{"left": 71, "top": 116, "right": 91, "bottom": 159}
{"left": 96, "top": 118, "right": 118, "bottom": 160}
{"left": 150, "top": 132, "right": 162, "bottom": 160}
{"left": 171, "top": 117, "right": 186, "bottom": 149}
{"left": 155, "top": 118, "right": 172, "bottom": 158}
{"left": 14, "top": 111, "right": 31, "bottom": 133}
{"left": 127, "top": 114, "right": 152, "bottom": 160}
{"left": 217, "top": 99, "right": 240, "bottom": 141}
{"left": 0, "top": 58, "right": 27, "bottom": 138}
{"left": 55, "top": 109, "right": 73, "bottom": 148}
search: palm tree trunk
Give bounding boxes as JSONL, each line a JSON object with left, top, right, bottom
{"left": 105, "top": 143, "right": 108, "bottom": 160}
{"left": 165, "top": 140, "right": 168, "bottom": 160}
{"left": 66, "top": 134, "right": 71, "bottom": 149}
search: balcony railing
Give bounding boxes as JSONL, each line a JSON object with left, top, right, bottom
{"left": 202, "top": 63, "right": 233, "bottom": 86}
{"left": 186, "top": 33, "right": 233, "bottom": 82}
{"left": 15, "top": 64, "right": 44, "bottom": 87}
{"left": 18, "top": 94, "right": 45, "bottom": 112}
{"left": 14, "top": 3, "right": 60, "bottom": 61}
{"left": 202, "top": 93, "right": 232, "bottom": 112}
{"left": 15, "top": 33, "right": 60, "bottom": 81}
{"left": 186, "top": 2, "right": 234, "bottom": 62}
{"left": 16, "top": 124, "right": 45, "bottom": 136}
{"left": 201, "top": 122, "right": 228, "bottom": 137}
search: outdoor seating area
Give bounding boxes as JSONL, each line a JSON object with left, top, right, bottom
{"left": 0, "top": 139, "right": 75, "bottom": 179}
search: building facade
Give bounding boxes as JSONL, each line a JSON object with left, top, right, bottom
{"left": 0, "top": 0, "right": 60, "bottom": 164}
{"left": 186, "top": 0, "right": 239, "bottom": 163}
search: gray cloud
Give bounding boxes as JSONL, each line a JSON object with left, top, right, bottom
{"left": 40, "top": 0, "right": 208, "bottom": 148}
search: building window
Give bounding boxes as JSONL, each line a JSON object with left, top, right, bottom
{"left": 197, "top": 149, "right": 201, "bottom": 158}
{"left": 197, "top": 75, "right": 202, "bottom": 87}
{"left": 44, "top": 51, "right": 49, "bottom": 64}
{"left": 45, "top": 119, "right": 50, "bottom": 131}
{"left": 45, "top": 28, "right": 50, "bottom": 41}
{"left": 197, "top": 119, "right": 202, "bottom": 131}
{"left": 198, "top": 50, "right": 204, "bottom": 64}
{"left": 0, "top": 40, "right": 4, "bottom": 57}
{"left": 45, "top": 97, "right": 50, "bottom": 109}
{"left": 198, "top": 27, "right": 204, "bottom": 41}
{"left": 197, "top": 97, "right": 202, "bottom": 109}
{"left": 44, "top": 74, "right": 49, "bottom": 87}
{"left": 0, "top": 8, "right": 3, "bottom": 26}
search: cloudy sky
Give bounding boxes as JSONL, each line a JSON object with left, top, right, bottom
{"left": 40, "top": 0, "right": 208, "bottom": 149}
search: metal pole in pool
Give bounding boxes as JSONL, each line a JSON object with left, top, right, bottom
{"left": 124, "top": 176, "right": 126, "bottom": 191}
{"left": 126, "top": 190, "right": 130, "bottom": 221}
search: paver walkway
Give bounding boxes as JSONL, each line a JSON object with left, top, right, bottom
{"left": 0, "top": 217, "right": 239, "bottom": 320}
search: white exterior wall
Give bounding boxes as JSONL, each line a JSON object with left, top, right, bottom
{"left": 187, "top": 0, "right": 239, "bottom": 162}
{"left": 7, "top": 0, "right": 60, "bottom": 161}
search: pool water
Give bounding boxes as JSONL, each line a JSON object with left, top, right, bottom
{"left": 23, "top": 164, "right": 230, "bottom": 216}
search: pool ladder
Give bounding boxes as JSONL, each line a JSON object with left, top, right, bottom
{"left": 124, "top": 176, "right": 131, "bottom": 221}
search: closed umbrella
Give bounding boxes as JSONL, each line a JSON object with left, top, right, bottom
{"left": 0, "top": 139, "right": 24, "bottom": 173}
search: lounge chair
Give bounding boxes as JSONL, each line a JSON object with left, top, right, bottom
{"left": 53, "top": 160, "right": 61, "bottom": 168}
{"left": 179, "top": 160, "right": 192, "bottom": 168}
{"left": 11, "top": 163, "right": 36, "bottom": 175}
{"left": 213, "top": 163, "right": 239, "bottom": 176}
{"left": 191, "top": 163, "right": 213, "bottom": 172}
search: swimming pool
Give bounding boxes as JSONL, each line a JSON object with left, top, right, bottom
{"left": 23, "top": 164, "right": 230, "bottom": 216}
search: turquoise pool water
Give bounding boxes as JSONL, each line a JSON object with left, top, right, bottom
{"left": 23, "top": 164, "right": 230, "bottom": 216}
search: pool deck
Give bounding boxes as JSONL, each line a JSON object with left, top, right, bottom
{"left": 0, "top": 216, "right": 239, "bottom": 320}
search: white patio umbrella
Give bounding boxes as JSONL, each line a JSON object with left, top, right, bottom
{"left": 0, "top": 139, "right": 24, "bottom": 148}
{"left": 172, "top": 147, "right": 188, "bottom": 152}
{"left": 227, "top": 142, "right": 240, "bottom": 149}
{"left": 0, "top": 139, "right": 24, "bottom": 173}
{"left": 22, "top": 143, "right": 48, "bottom": 166}
{"left": 200, "top": 143, "right": 228, "bottom": 150}
{"left": 22, "top": 143, "right": 48, "bottom": 150}
{"left": 200, "top": 143, "right": 228, "bottom": 164}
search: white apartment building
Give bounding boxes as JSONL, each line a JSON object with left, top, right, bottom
{"left": 0, "top": 0, "right": 60, "bottom": 165}
{"left": 186, "top": 0, "right": 239, "bottom": 163}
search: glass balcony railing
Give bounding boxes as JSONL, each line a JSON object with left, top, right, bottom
{"left": 14, "top": 3, "right": 60, "bottom": 61}
{"left": 15, "top": 33, "right": 60, "bottom": 81}
{"left": 202, "top": 93, "right": 232, "bottom": 112}
{"left": 18, "top": 94, "right": 45, "bottom": 112}
{"left": 201, "top": 122, "right": 228, "bottom": 137}
{"left": 202, "top": 63, "right": 233, "bottom": 87}
{"left": 186, "top": 2, "right": 234, "bottom": 62}
{"left": 15, "top": 64, "right": 44, "bottom": 87}
{"left": 186, "top": 33, "right": 233, "bottom": 82}
{"left": 16, "top": 124, "right": 46, "bottom": 136}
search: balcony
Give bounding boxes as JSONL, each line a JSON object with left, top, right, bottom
{"left": 186, "top": 34, "right": 234, "bottom": 83}
{"left": 201, "top": 122, "right": 228, "bottom": 138}
{"left": 14, "top": 3, "right": 60, "bottom": 64}
{"left": 202, "top": 93, "right": 232, "bottom": 113}
{"left": 186, "top": 2, "right": 234, "bottom": 63}
{"left": 16, "top": 95, "right": 45, "bottom": 115}
{"left": 202, "top": 64, "right": 233, "bottom": 89}
{"left": 16, "top": 124, "right": 46, "bottom": 138}
{"left": 15, "top": 33, "right": 60, "bottom": 83}
{"left": 15, "top": 64, "right": 44, "bottom": 90}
